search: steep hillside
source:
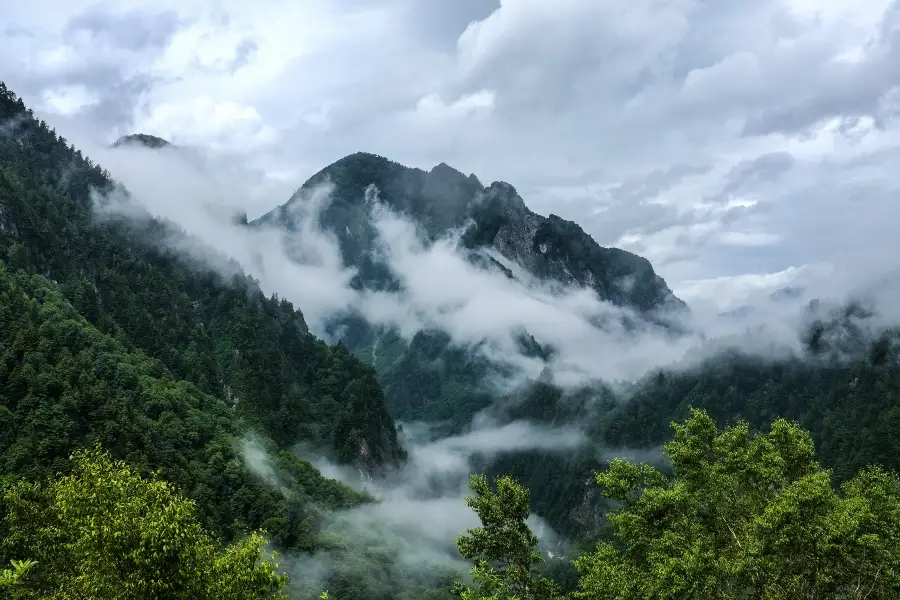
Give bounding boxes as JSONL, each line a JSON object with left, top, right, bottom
{"left": 0, "top": 259, "right": 366, "bottom": 547}
{"left": 0, "top": 83, "right": 403, "bottom": 471}
{"left": 0, "top": 81, "right": 455, "bottom": 599}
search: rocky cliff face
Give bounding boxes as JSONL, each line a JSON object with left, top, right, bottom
{"left": 257, "top": 151, "right": 683, "bottom": 315}
{"left": 460, "top": 179, "right": 685, "bottom": 314}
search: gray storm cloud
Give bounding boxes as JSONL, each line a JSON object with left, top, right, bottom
{"left": 8, "top": 0, "right": 900, "bottom": 297}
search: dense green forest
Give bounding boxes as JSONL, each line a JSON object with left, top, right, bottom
{"left": 6, "top": 407, "right": 900, "bottom": 598}
{"left": 0, "top": 81, "right": 453, "bottom": 599}
{"left": 0, "top": 82, "right": 403, "bottom": 471}
{"left": 483, "top": 307, "right": 900, "bottom": 540}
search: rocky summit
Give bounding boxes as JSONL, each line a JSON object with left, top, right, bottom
{"left": 257, "top": 151, "right": 684, "bottom": 315}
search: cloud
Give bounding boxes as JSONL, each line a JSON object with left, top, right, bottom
{"left": 86, "top": 146, "right": 358, "bottom": 332}
{"left": 6, "top": 0, "right": 900, "bottom": 304}
{"left": 240, "top": 435, "right": 281, "bottom": 488}
{"left": 79, "top": 140, "right": 849, "bottom": 399}
{"left": 414, "top": 89, "right": 496, "bottom": 121}
{"left": 240, "top": 417, "right": 581, "bottom": 598}
{"left": 63, "top": 6, "right": 184, "bottom": 52}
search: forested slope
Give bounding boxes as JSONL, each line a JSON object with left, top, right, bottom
{"left": 0, "top": 259, "right": 366, "bottom": 547}
{"left": 0, "top": 81, "right": 440, "bottom": 599}
{"left": 0, "top": 81, "right": 403, "bottom": 470}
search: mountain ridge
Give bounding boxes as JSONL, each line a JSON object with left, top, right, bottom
{"left": 247, "top": 150, "right": 687, "bottom": 426}
{"left": 258, "top": 151, "right": 685, "bottom": 315}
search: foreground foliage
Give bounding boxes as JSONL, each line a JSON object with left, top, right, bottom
{"left": 0, "top": 448, "right": 287, "bottom": 599}
{"left": 576, "top": 408, "right": 900, "bottom": 598}
{"left": 459, "top": 410, "right": 900, "bottom": 600}
{"left": 453, "top": 474, "right": 559, "bottom": 600}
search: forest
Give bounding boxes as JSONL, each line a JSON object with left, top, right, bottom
{"left": 3, "top": 77, "right": 900, "bottom": 598}
{"left": 0, "top": 81, "right": 439, "bottom": 599}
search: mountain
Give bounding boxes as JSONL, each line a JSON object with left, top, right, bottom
{"left": 253, "top": 152, "right": 685, "bottom": 426}
{"left": 258, "top": 152, "right": 683, "bottom": 313}
{"left": 111, "top": 133, "right": 173, "bottom": 149}
{"left": 0, "top": 82, "right": 458, "bottom": 600}
{"left": 6, "top": 78, "right": 900, "bottom": 597}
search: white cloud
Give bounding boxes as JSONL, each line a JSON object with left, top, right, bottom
{"left": 414, "top": 89, "right": 495, "bottom": 120}
{"left": 136, "top": 97, "right": 279, "bottom": 150}
{"left": 676, "top": 266, "right": 811, "bottom": 310}
{"left": 79, "top": 143, "right": 829, "bottom": 393}
{"left": 40, "top": 84, "right": 101, "bottom": 115}
{"left": 292, "top": 417, "right": 582, "bottom": 583}
{"left": 4, "top": 0, "right": 900, "bottom": 335}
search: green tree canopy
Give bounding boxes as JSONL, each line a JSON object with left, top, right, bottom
{"left": 453, "top": 474, "right": 559, "bottom": 600}
{"left": 0, "top": 446, "right": 287, "bottom": 600}
{"left": 574, "top": 408, "right": 900, "bottom": 599}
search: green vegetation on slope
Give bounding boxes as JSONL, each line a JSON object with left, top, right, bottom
{"left": 0, "top": 81, "right": 403, "bottom": 470}
{"left": 0, "top": 81, "right": 457, "bottom": 599}
{"left": 0, "top": 255, "right": 453, "bottom": 600}
{"left": 0, "top": 258, "right": 363, "bottom": 551}
{"left": 603, "top": 335, "right": 900, "bottom": 485}
{"left": 457, "top": 304, "right": 900, "bottom": 543}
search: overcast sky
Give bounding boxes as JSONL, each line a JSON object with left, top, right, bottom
{"left": 4, "top": 0, "right": 900, "bottom": 307}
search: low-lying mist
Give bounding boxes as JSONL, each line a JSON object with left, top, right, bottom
{"left": 239, "top": 419, "right": 582, "bottom": 597}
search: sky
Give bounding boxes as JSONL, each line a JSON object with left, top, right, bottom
{"left": 4, "top": 0, "right": 900, "bottom": 307}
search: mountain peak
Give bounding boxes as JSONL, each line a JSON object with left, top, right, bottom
{"left": 332, "top": 151, "right": 396, "bottom": 170}
{"left": 487, "top": 180, "right": 518, "bottom": 196}
{"left": 256, "top": 152, "right": 682, "bottom": 314}
{"left": 111, "top": 133, "right": 172, "bottom": 149}
{"left": 430, "top": 161, "right": 466, "bottom": 178}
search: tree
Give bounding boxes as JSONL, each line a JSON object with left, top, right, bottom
{"left": 0, "top": 559, "right": 37, "bottom": 588}
{"left": 0, "top": 446, "right": 287, "bottom": 600}
{"left": 453, "top": 474, "right": 559, "bottom": 600}
{"left": 574, "top": 408, "right": 900, "bottom": 599}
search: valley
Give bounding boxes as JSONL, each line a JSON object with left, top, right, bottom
{"left": 2, "top": 76, "right": 900, "bottom": 599}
